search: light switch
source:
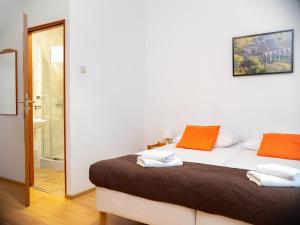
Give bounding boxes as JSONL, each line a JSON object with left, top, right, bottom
{"left": 80, "top": 65, "right": 86, "bottom": 74}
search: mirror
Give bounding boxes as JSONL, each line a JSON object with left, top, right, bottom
{"left": 0, "top": 49, "right": 18, "bottom": 115}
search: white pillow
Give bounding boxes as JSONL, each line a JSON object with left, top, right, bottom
{"left": 215, "top": 128, "right": 240, "bottom": 148}
{"left": 172, "top": 135, "right": 182, "bottom": 144}
{"left": 243, "top": 135, "right": 263, "bottom": 151}
{"left": 172, "top": 128, "right": 240, "bottom": 148}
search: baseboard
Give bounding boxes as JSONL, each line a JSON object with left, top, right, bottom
{"left": 0, "top": 176, "right": 25, "bottom": 186}
{"left": 65, "top": 187, "right": 95, "bottom": 199}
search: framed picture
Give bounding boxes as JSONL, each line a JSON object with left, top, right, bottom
{"left": 233, "top": 29, "right": 294, "bottom": 76}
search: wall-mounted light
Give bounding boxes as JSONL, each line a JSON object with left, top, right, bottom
{"left": 51, "top": 46, "right": 63, "bottom": 63}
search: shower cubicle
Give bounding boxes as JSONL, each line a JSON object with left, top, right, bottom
{"left": 32, "top": 26, "right": 65, "bottom": 171}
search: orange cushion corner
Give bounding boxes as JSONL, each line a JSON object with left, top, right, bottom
{"left": 257, "top": 133, "right": 300, "bottom": 160}
{"left": 176, "top": 125, "right": 220, "bottom": 151}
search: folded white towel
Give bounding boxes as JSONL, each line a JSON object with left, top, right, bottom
{"left": 246, "top": 171, "right": 300, "bottom": 187}
{"left": 256, "top": 164, "right": 300, "bottom": 180}
{"left": 139, "top": 150, "right": 176, "bottom": 163}
{"left": 137, "top": 156, "right": 183, "bottom": 168}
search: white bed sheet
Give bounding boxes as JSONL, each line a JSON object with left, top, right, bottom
{"left": 172, "top": 144, "right": 244, "bottom": 165}
{"left": 140, "top": 143, "right": 300, "bottom": 171}
{"left": 140, "top": 143, "right": 244, "bottom": 166}
{"left": 224, "top": 149, "right": 300, "bottom": 170}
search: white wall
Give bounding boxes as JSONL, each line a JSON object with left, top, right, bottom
{"left": 2, "top": 0, "right": 299, "bottom": 195}
{"left": 24, "top": 0, "right": 69, "bottom": 27}
{"left": 0, "top": 0, "right": 69, "bottom": 183}
{"left": 0, "top": 6, "right": 25, "bottom": 182}
{"left": 145, "top": 0, "right": 300, "bottom": 143}
{"left": 1, "top": 0, "right": 146, "bottom": 195}
{"left": 69, "top": 0, "right": 146, "bottom": 194}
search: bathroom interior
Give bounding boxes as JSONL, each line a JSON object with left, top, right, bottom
{"left": 31, "top": 25, "right": 65, "bottom": 195}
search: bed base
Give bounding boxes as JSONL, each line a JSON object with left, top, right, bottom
{"left": 96, "top": 187, "right": 251, "bottom": 225}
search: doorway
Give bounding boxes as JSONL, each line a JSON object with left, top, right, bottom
{"left": 28, "top": 21, "right": 66, "bottom": 195}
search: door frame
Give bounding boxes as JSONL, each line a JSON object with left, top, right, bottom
{"left": 27, "top": 19, "right": 67, "bottom": 196}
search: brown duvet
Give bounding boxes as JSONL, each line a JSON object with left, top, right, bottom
{"left": 89, "top": 155, "right": 300, "bottom": 225}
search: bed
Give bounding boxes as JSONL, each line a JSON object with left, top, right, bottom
{"left": 90, "top": 144, "right": 300, "bottom": 225}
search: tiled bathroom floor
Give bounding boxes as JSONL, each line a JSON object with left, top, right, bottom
{"left": 34, "top": 168, "right": 65, "bottom": 195}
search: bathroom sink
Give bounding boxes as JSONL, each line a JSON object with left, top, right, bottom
{"left": 33, "top": 119, "right": 47, "bottom": 129}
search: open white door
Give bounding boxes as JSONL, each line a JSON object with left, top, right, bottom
{"left": 23, "top": 12, "right": 32, "bottom": 207}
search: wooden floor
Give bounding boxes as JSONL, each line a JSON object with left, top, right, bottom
{"left": 0, "top": 179, "right": 143, "bottom": 225}
{"left": 34, "top": 168, "right": 64, "bottom": 195}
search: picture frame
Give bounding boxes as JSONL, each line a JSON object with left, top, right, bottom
{"left": 233, "top": 29, "right": 294, "bottom": 76}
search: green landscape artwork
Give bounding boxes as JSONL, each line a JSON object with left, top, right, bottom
{"left": 233, "top": 30, "right": 293, "bottom": 76}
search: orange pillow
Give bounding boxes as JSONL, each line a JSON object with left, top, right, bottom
{"left": 257, "top": 133, "right": 300, "bottom": 160}
{"left": 176, "top": 125, "right": 220, "bottom": 151}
